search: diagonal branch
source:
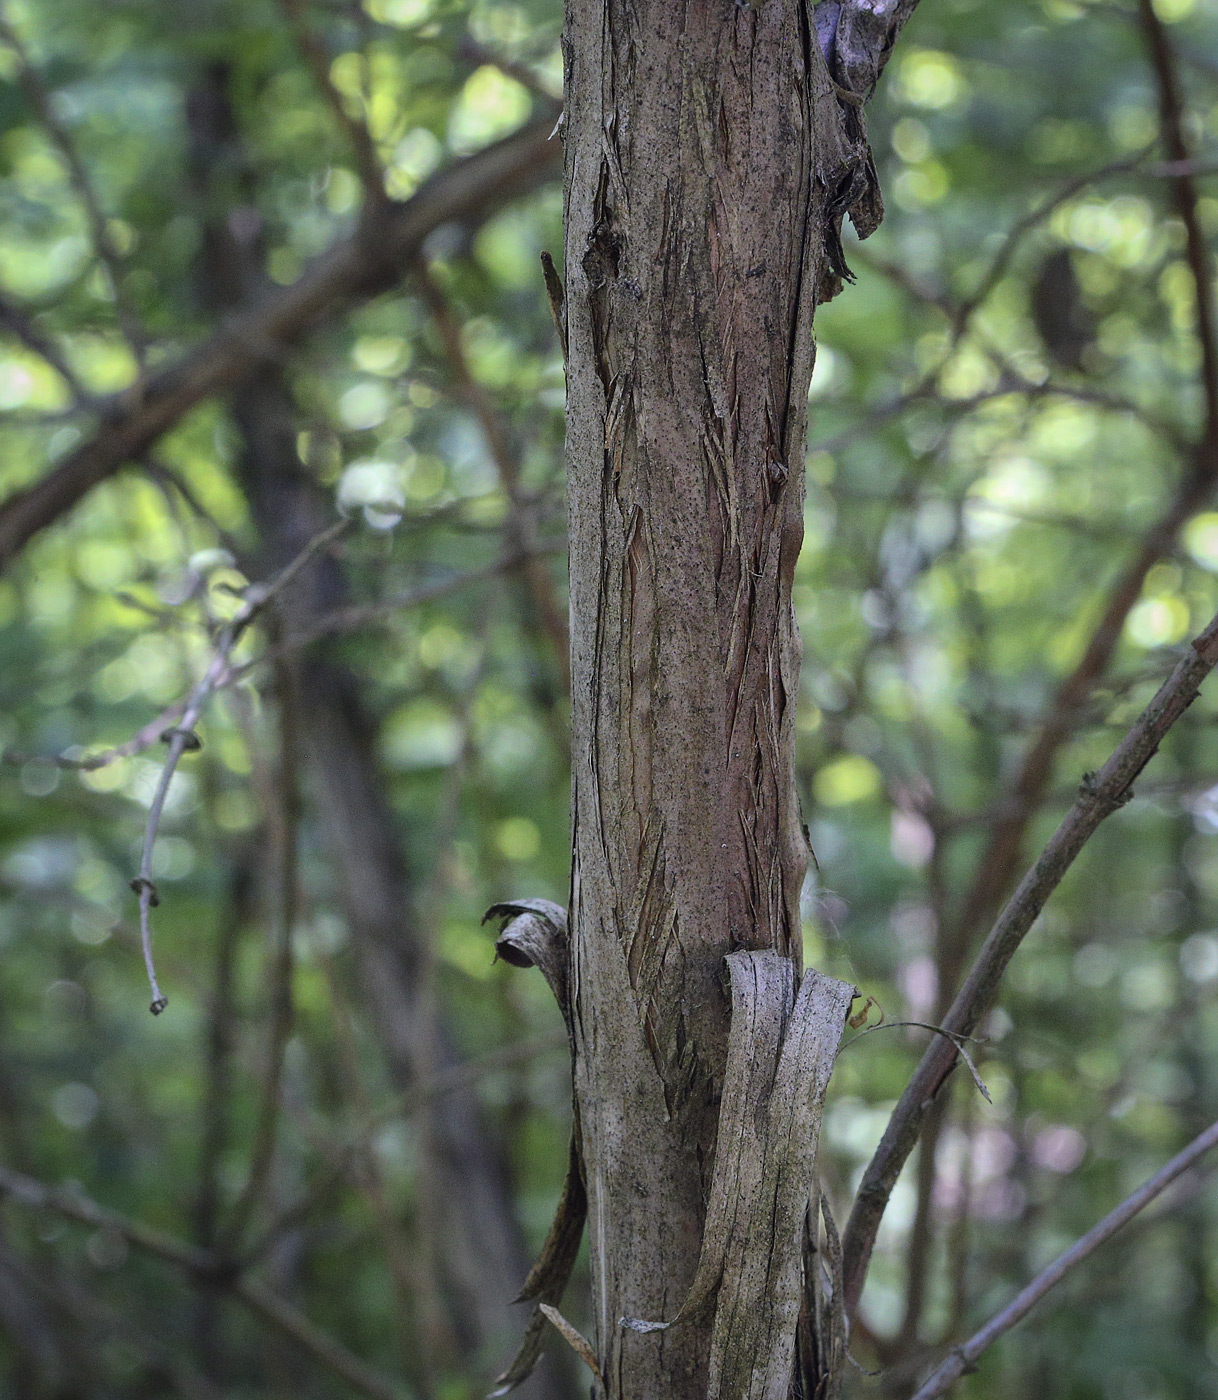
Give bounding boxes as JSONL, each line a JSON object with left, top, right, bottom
{"left": 840, "top": 10, "right": 1218, "bottom": 1313}
{"left": 909, "top": 1118, "right": 1218, "bottom": 1400}
{"left": 0, "top": 7, "right": 149, "bottom": 367}
{"left": 0, "top": 112, "right": 560, "bottom": 572}
{"left": 0, "top": 292, "right": 94, "bottom": 404}
{"left": 1136, "top": 0, "right": 1218, "bottom": 439}
{"left": 0, "top": 1164, "right": 406, "bottom": 1400}
{"left": 276, "top": 0, "right": 387, "bottom": 201}
{"left": 946, "top": 457, "right": 1217, "bottom": 965}
{"left": 841, "top": 605, "right": 1218, "bottom": 1309}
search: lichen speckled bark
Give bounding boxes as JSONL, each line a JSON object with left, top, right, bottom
{"left": 562, "top": 0, "right": 880, "bottom": 1394}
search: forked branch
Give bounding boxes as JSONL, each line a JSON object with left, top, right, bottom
{"left": 842, "top": 606, "right": 1218, "bottom": 1307}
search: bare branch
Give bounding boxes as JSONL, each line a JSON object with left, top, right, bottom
{"left": 276, "top": 0, "right": 387, "bottom": 201}
{"left": 0, "top": 1163, "right": 407, "bottom": 1400}
{"left": 842, "top": 606, "right": 1218, "bottom": 1309}
{"left": 909, "top": 1118, "right": 1218, "bottom": 1400}
{"left": 1136, "top": 0, "right": 1218, "bottom": 439}
{"left": 0, "top": 7, "right": 148, "bottom": 367}
{"left": 0, "top": 112, "right": 560, "bottom": 570}
{"left": 131, "top": 519, "right": 349, "bottom": 1013}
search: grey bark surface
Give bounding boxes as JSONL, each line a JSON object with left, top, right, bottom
{"left": 561, "top": 0, "right": 880, "bottom": 1392}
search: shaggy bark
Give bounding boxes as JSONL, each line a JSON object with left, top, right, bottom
{"left": 559, "top": 0, "right": 899, "bottom": 1393}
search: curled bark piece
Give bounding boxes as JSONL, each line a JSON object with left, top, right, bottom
{"left": 487, "top": 1309, "right": 552, "bottom": 1400}
{"left": 621, "top": 953, "right": 796, "bottom": 1336}
{"left": 485, "top": 899, "right": 572, "bottom": 1032}
{"left": 487, "top": 1138, "right": 586, "bottom": 1397}
{"left": 514, "top": 1134, "right": 586, "bottom": 1305}
{"left": 623, "top": 951, "right": 855, "bottom": 1400}
{"left": 484, "top": 900, "right": 589, "bottom": 1396}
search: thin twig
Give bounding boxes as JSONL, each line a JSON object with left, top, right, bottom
{"left": 2, "top": 699, "right": 189, "bottom": 771}
{"left": 909, "top": 1119, "right": 1218, "bottom": 1399}
{"left": 192, "top": 845, "right": 254, "bottom": 1369}
{"left": 321, "top": 954, "right": 438, "bottom": 1397}
{"left": 949, "top": 151, "right": 1150, "bottom": 346}
{"left": 3, "top": 544, "right": 559, "bottom": 774}
{"left": 131, "top": 518, "right": 349, "bottom": 1013}
{"left": 456, "top": 34, "right": 562, "bottom": 104}
{"left": 0, "top": 292, "right": 93, "bottom": 403}
{"left": 236, "top": 1278, "right": 406, "bottom": 1400}
{"left": 143, "top": 456, "right": 245, "bottom": 560}
{"left": 841, "top": 1021, "right": 992, "bottom": 1103}
{"left": 246, "top": 541, "right": 566, "bottom": 662}
{"left": 242, "top": 1032, "right": 566, "bottom": 1266}
{"left": 0, "top": 8, "right": 148, "bottom": 368}
{"left": 419, "top": 269, "right": 570, "bottom": 690}
{"left": 842, "top": 606, "right": 1218, "bottom": 1309}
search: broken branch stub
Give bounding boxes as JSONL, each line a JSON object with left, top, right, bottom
{"left": 485, "top": 899, "right": 573, "bottom": 1032}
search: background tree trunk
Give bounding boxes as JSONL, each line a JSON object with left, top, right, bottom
{"left": 562, "top": 1, "right": 867, "bottom": 1390}
{"left": 187, "top": 64, "right": 575, "bottom": 1400}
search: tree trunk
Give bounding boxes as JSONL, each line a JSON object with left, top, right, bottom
{"left": 562, "top": 0, "right": 878, "bottom": 1392}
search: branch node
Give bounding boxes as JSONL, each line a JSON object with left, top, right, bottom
{"left": 160, "top": 726, "right": 202, "bottom": 751}
{"left": 130, "top": 876, "right": 160, "bottom": 908}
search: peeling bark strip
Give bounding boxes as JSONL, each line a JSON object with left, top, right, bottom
{"left": 622, "top": 954, "right": 854, "bottom": 1400}
{"left": 486, "top": 903, "right": 589, "bottom": 1397}
{"left": 561, "top": 0, "right": 917, "bottom": 1390}
{"left": 563, "top": 0, "right": 889, "bottom": 1388}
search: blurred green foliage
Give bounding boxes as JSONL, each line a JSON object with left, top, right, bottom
{"left": 0, "top": 0, "right": 1215, "bottom": 1397}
